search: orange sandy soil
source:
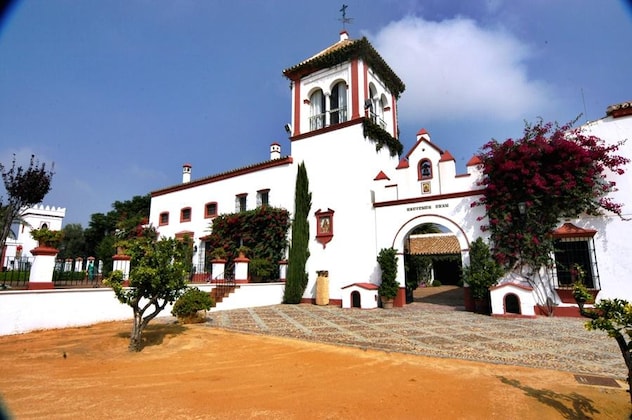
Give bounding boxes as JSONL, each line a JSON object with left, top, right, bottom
{"left": 0, "top": 320, "right": 628, "bottom": 419}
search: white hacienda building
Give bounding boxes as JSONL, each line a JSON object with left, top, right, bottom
{"left": 1, "top": 205, "right": 66, "bottom": 271}
{"left": 149, "top": 30, "right": 632, "bottom": 315}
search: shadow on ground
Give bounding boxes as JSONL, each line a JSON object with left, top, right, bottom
{"left": 498, "top": 376, "right": 600, "bottom": 419}
{"left": 116, "top": 322, "right": 187, "bottom": 349}
{"left": 413, "top": 285, "right": 465, "bottom": 308}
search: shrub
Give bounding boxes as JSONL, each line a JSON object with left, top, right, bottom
{"left": 377, "top": 247, "right": 399, "bottom": 299}
{"left": 171, "top": 287, "right": 214, "bottom": 319}
{"left": 249, "top": 258, "right": 275, "bottom": 283}
{"left": 30, "top": 228, "right": 63, "bottom": 248}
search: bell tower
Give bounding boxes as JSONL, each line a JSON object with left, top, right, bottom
{"left": 282, "top": 30, "right": 405, "bottom": 141}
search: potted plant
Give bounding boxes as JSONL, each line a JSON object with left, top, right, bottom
{"left": 171, "top": 287, "right": 214, "bottom": 324}
{"left": 461, "top": 238, "right": 504, "bottom": 314}
{"left": 210, "top": 247, "right": 227, "bottom": 261}
{"left": 237, "top": 245, "right": 250, "bottom": 258}
{"left": 572, "top": 280, "right": 593, "bottom": 311}
{"left": 30, "top": 227, "right": 64, "bottom": 249}
{"left": 377, "top": 247, "right": 399, "bottom": 308}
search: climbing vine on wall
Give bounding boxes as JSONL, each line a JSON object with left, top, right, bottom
{"left": 362, "top": 118, "right": 404, "bottom": 157}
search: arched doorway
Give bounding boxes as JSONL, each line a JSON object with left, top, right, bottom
{"left": 402, "top": 222, "right": 464, "bottom": 306}
{"left": 351, "top": 291, "right": 361, "bottom": 308}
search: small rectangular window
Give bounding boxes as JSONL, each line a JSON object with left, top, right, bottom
{"left": 235, "top": 194, "right": 247, "bottom": 212}
{"left": 257, "top": 189, "right": 270, "bottom": 207}
{"left": 180, "top": 207, "right": 192, "bottom": 222}
{"left": 205, "top": 202, "right": 218, "bottom": 218}
{"left": 159, "top": 212, "right": 169, "bottom": 226}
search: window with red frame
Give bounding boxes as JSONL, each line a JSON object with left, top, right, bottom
{"left": 159, "top": 212, "right": 169, "bottom": 226}
{"left": 180, "top": 207, "right": 192, "bottom": 222}
{"left": 205, "top": 202, "right": 218, "bottom": 218}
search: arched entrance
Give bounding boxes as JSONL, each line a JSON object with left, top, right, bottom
{"left": 351, "top": 291, "right": 361, "bottom": 308}
{"left": 393, "top": 216, "right": 470, "bottom": 307}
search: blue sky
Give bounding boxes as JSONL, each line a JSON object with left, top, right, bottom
{"left": 1, "top": 0, "right": 631, "bottom": 227}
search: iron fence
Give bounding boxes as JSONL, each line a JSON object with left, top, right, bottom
{"left": 0, "top": 256, "right": 32, "bottom": 290}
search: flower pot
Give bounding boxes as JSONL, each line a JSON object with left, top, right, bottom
{"left": 381, "top": 296, "right": 394, "bottom": 309}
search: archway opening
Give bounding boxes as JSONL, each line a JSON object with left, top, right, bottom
{"left": 504, "top": 293, "right": 521, "bottom": 314}
{"left": 351, "top": 291, "right": 361, "bottom": 308}
{"left": 404, "top": 223, "right": 463, "bottom": 305}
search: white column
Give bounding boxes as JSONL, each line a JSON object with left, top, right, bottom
{"left": 28, "top": 246, "right": 58, "bottom": 289}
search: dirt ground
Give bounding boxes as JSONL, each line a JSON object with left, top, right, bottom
{"left": 0, "top": 320, "right": 628, "bottom": 419}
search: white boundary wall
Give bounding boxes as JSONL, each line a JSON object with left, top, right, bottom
{"left": 0, "top": 283, "right": 285, "bottom": 336}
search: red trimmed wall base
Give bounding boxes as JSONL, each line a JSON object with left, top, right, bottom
{"left": 535, "top": 305, "right": 583, "bottom": 317}
{"left": 28, "top": 282, "right": 54, "bottom": 290}
{"left": 300, "top": 298, "right": 343, "bottom": 307}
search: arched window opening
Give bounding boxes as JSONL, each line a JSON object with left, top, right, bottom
{"left": 309, "top": 89, "right": 325, "bottom": 131}
{"left": 418, "top": 159, "right": 433, "bottom": 180}
{"left": 330, "top": 82, "right": 347, "bottom": 125}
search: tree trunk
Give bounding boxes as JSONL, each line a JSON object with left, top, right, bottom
{"left": 128, "top": 314, "right": 144, "bottom": 352}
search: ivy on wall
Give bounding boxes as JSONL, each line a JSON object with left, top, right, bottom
{"left": 362, "top": 118, "right": 404, "bottom": 157}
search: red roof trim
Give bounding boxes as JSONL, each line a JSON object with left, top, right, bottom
{"left": 396, "top": 158, "right": 409, "bottom": 169}
{"left": 374, "top": 170, "right": 390, "bottom": 181}
{"left": 342, "top": 282, "right": 379, "bottom": 290}
{"left": 552, "top": 222, "right": 597, "bottom": 238}
{"left": 151, "top": 157, "right": 293, "bottom": 197}
{"left": 439, "top": 150, "right": 455, "bottom": 162}
{"left": 466, "top": 155, "right": 482, "bottom": 166}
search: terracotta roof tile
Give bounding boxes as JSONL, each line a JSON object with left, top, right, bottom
{"left": 407, "top": 234, "right": 461, "bottom": 255}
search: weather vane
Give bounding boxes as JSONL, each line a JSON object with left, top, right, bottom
{"left": 339, "top": 4, "right": 353, "bottom": 29}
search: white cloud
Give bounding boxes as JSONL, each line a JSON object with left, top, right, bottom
{"left": 368, "top": 15, "right": 556, "bottom": 123}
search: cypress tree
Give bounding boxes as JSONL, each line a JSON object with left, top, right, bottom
{"left": 283, "top": 162, "right": 311, "bottom": 303}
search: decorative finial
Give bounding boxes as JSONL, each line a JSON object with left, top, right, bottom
{"left": 339, "top": 4, "right": 353, "bottom": 29}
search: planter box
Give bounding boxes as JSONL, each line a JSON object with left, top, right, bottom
{"left": 555, "top": 287, "right": 599, "bottom": 304}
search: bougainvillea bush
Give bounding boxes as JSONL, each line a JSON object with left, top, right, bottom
{"left": 473, "top": 119, "right": 627, "bottom": 312}
{"left": 205, "top": 206, "right": 290, "bottom": 272}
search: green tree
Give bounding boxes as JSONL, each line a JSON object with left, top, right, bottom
{"left": 58, "top": 223, "right": 87, "bottom": 260}
{"left": 461, "top": 238, "right": 504, "bottom": 312}
{"left": 84, "top": 194, "right": 151, "bottom": 273}
{"left": 0, "top": 154, "right": 54, "bottom": 249}
{"left": 579, "top": 298, "right": 632, "bottom": 404}
{"left": 105, "top": 236, "right": 189, "bottom": 352}
{"left": 283, "top": 162, "right": 311, "bottom": 304}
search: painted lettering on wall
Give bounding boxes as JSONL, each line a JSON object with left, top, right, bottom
{"left": 407, "top": 203, "right": 449, "bottom": 211}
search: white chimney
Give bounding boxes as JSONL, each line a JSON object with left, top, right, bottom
{"left": 182, "top": 163, "right": 192, "bottom": 183}
{"left": 270, "top": 142, "right": 281, "bottom": 160}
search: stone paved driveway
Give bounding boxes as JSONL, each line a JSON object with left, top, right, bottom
{"left": 206, "top": 302, "right": 626, "bottom": 380}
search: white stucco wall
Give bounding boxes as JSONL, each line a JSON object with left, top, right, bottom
{"left": 0, "top": 283, "right": 285, "bottom": 336}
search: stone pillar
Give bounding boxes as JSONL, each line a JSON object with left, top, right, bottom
{"left": 278, "top": 260, "right": 288, "bottom": 282}
{"left": 211, "top": 259, "right": 226, "bottom": 282}
{"left": 28, "top": 246, "right": 59, "bottom": 290}
{"left": 234, "top": 254, "right": 250, "bottom": 284}
{"left": 64, "top": 258, "right": 73, "bottom": 272}
{"left": 74, "top": 257, "right": 84, "bottom": 273}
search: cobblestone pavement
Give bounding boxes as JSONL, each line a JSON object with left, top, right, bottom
{"left": 205, "top": 302, "right": 626, "bottom": 380}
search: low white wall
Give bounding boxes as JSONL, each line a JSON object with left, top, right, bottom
{"left": 214, "top": 283, "right": 285, "bottom": 311}
{"left": 0, "top": 283, "right": 285, "bottom": 336}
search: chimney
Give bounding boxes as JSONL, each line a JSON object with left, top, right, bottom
{"left": 182, "top": 163, "right": 191, "bottom": 183}
{"left": 270, "top": 142, "right": 281, "bottom": 160}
